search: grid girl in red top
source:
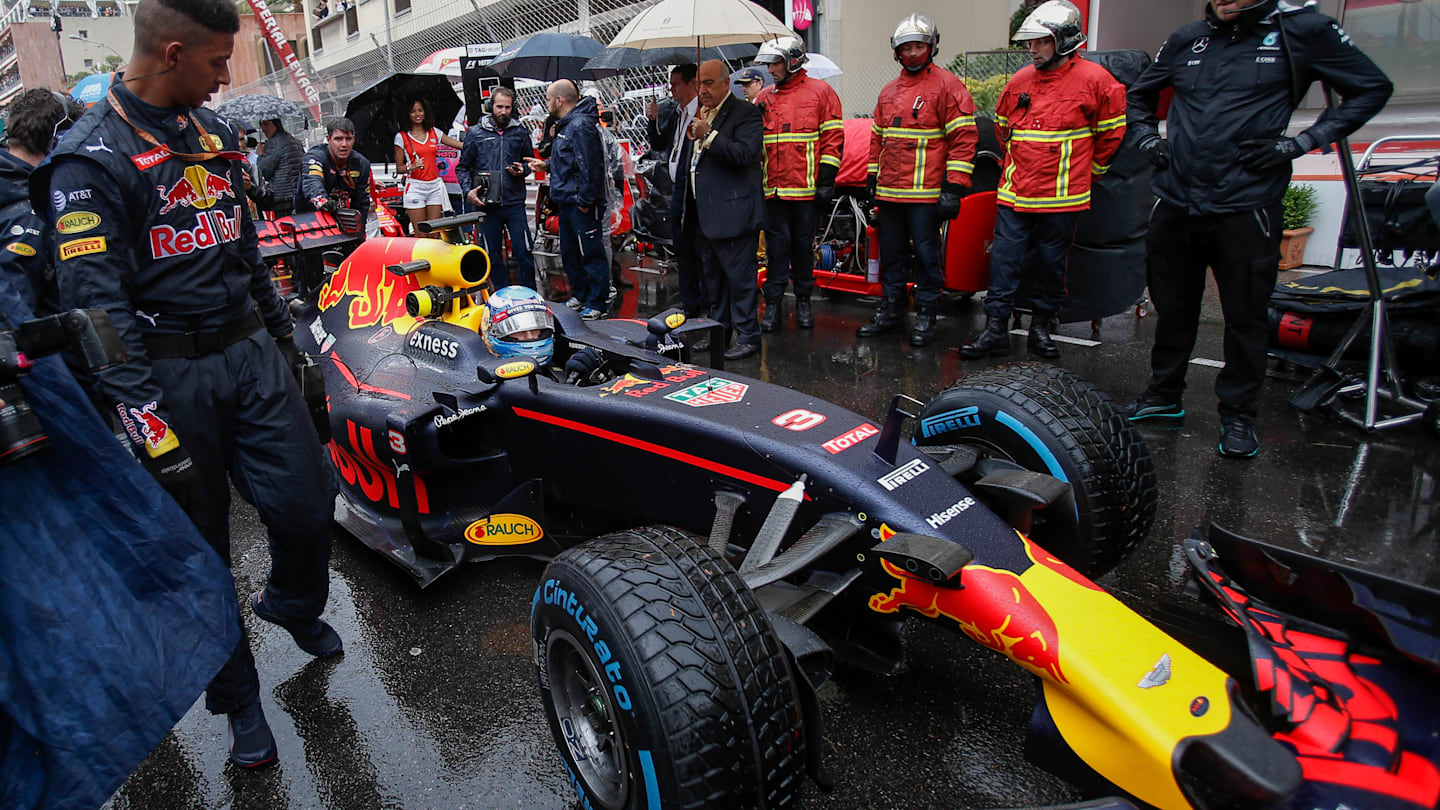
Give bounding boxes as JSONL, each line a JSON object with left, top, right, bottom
{"left": 393, "top": 98, "right": 463, "bottom": 237}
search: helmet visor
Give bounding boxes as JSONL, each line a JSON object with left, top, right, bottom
{"left": 490, "top": 304, "right": 555, "bottom": 342}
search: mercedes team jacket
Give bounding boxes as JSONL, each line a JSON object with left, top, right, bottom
{"left": 755, "top": 69, "right": 843, "bottom": 200}
{"left": 994, "top": 56, "right": 1126, "bottom": 213}
{"left": 868, "top": 63, "right": 978, "bottom": 204}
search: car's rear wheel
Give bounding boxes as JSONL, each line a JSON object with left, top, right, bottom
{"left": 914, "top": 363, "right": 1157, "bottom": 578}
{"left": 532, "top": 526, "right": 805, "bottom": 809}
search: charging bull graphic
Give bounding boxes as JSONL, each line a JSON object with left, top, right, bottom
{"left": 156, "top": 165, "right": 235, "bottom": 215}
{"left": 870, "top": 559, "right": 1068, "bottom": 684}
{"left": 128, "top": 401, "right": 178, "bottom": 457}
{"left": 317, "top": 252, "right": 421, "bottom": 335}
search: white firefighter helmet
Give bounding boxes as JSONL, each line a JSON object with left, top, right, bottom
{"left": 1013, "top": 0, "right": 1087, "bottom": 56}
{"left": 755, "top": 35, "right": 807, "bottom": 75}
{"left": 890, "top": 13, "right": 940, "bottom": 60}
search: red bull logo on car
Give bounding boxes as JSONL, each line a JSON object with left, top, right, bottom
{"left": 156, "top": 165, "right": 235, "bottom": 215}
{"left": 870, "top": 557, "right": 1068, "bottom": 683}
{"left": 317, "top": 255, "right": 420, "bottom": 334}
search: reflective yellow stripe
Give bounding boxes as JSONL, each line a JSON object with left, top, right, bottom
{"left": 763, "top": 132, "right": 821, "bottom": 144}
{"left": 1009, "top": 127, "right": 1092, "bottom": 143}
{"left": 819, "top": 154, "right": 842, "bottom": 168}
{"left": 867, "top": 162, "right": 880, "bottom": 173}
{"left": 806, "top": 142, "right": 815, "bottom": 190}
{"left": 1057, "top": 140, "right": 1072, "bottom": 198}
{"left": 884, "top": 127, "right": 945, "bottom": 140}
{"left": 877, "top": 186, "right": 941, "bottom": 199}
{"left": 946, "top": 160, "right": 974, "bottom": 174}
{"left": 944, "top": 115, "right": 976, "bottom": 135}
{"left": 1093, "top": 115, "right": 1126, "bottom": 133}
{"left": 819, "top": 119, "right": 844, "bottom": 132}
{"left": 1092, "top": 161, "right": 1111, "bottom": 176}
{"left": 994, "top": 114, "right": 1010, "bottom": 127}
{"left": 913, "top": 147, "right": 926, "bottom": 190}
{"left": 775, "top": 187, "right": 817, "bottom": 198}
{"left": 997, "top": 188, "right": 1092, "bottom": 208}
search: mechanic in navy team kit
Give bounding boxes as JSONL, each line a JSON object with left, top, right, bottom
{"left": 1122, "top": 0, "right": 1391, "bottom": 458}
{"left": 291, "top": 116, "right": 371, "bottom": 295}
{"left": 32, "top": 0, "right": 340, "bottom": 768}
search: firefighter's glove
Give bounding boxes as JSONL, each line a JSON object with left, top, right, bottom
{"left": 1138, "top": 136, "right": 1170, "bottom": 171}
{"left": 937, "top": 182, "right": 968, "bottom": 221}
{"left": 865, "top": 173, "right": 877, "bottom": 201}
{"left": 143, "top": 445, "right": 204, "bottom": 515}
{"left": 1237, "top": 133, "right": 1314, "bottom": 171}
{"left": 277, "top": 335, "right": 306, "bottom": 381}
{"left": 814, "top": 164, "right": 839, "bottom": 208}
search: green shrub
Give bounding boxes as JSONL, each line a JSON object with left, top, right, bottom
{"left": 1283, "top": 183, "right": 1318, "bottom": 231}
{"left": 963, "top": 74, "right": 1011, "bottom": 114}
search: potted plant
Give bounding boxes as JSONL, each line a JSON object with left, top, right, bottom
{"left": 1280, "top": 183, "right": 1318, "bottom": 270}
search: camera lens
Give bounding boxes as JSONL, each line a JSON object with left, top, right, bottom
{"left": 0, "top": 382, "right": 49, "bottom": 465}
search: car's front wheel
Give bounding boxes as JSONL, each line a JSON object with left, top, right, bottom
{"left": 532, "top": 526, "right": 805, "bottom": 810}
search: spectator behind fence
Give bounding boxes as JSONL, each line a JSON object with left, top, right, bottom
{"left": 257, "top": 117, "right": 302, "bottom": 216}
{"left": 524, "top": 79, "right": 609, "bottom": 319}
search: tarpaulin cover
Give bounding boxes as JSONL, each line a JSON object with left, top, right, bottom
{"left": 0, "top": 282, "right": 239, "bottom": 810}
{"left": 1270, "top": 265, "right": 1440, "bottom": 315}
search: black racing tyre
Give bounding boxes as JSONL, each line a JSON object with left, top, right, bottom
{"left": 914, "top": 363, "right": 1157, "bottom": 578}
{"left": 532, "top": 526, "right": 805, "bottom": 810}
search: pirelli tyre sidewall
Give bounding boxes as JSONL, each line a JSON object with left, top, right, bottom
{"left": 532, "top": 526, "right": 805, "bottom": 810}
{"left": 914, "top": 363, "right": 1157, "bottom": 578}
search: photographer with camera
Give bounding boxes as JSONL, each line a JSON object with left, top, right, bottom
{"left": 0, "top": 89, "right": 81, "bottom": 315}
{"left": 458, "top": 87, "right": 535, "bottom": 289}
{"left": 31, "top": 0, "right": 341, "bottom": 768}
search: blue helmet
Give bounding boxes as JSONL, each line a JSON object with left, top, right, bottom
{"left": 481, "top": 286, "right": 555, "bottom": 365}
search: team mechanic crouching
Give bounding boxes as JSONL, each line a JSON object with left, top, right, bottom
{"left": 33, "top": 0, "right": 339, "bottom": 768}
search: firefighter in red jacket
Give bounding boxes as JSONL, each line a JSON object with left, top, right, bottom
{"left": 960, "top": 0, "right": 1125, "bottom": 359}
{"left": 755, "top": 35, "right": 843, "bottom": 333}
{"left": 860, "top": 14, "right": 978, "bottom": 347}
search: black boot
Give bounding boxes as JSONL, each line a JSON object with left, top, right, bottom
{"left": 856, "top": 297, "right": 905, "bottom": 338}
{"left": 959, "top": 316, "right": 1012, "bottom": 359}
{"left": 795, "top": 296, "right": 814, "bottom": 329}
{"left": 1028, "top": 313, "right": 1060, "bottom": 358}
{"left": 909, "top": 305, "right": 937, "bottom": 347}
{"left": 761, "top": 296, "right": 783, "bottom": 332}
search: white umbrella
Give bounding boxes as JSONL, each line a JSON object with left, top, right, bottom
{"left": 608, "top": 0, "right": 794, "bottom": 51}
{"left": 803, "top": 52, "right": 841, "bottom": 81}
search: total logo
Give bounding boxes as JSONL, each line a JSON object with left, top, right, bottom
{"left": 926, "top": 497, "right": 976, "bottom": 529}
{"left": 407, "top": 329, "right": 460, "bottom": 359}
{"left": 150, "top": 205, "right": 242, "bottom": 259}
{"left": 822, "top": 423, "right": 878, "bottom": 454}
{"left": 878, "top": 458, "right": 929, "bottom": 491}
{"left": 464, "top": 513, "right": 544, "bottom": 546}
{"left": 156, "top": 165, "right": 235, "bottom": 215}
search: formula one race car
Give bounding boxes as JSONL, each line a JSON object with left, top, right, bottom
{"left": 294, "top": 222, "right": 1440, "bottom": 810}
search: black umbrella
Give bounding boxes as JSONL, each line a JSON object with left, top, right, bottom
{"left": 344, "top": 72, "right": 462, "bottom": 165}
{"left": 487, "top": 32, "right": 615, "bottom": 81}
{"left": 583, "top": 43, "right": 757, "bottom": 72}
{"left": 213, "top": 94, "right": 306, "bottom": 122}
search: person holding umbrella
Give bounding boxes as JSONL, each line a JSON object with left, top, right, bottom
{"left": 394, "top": 97, "right": 464, "bottom": 237}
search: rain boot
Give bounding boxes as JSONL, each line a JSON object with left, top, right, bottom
{"left": 795, "top": 296, "right": 814, "bottom": 329}
{"left": 856, "top": 297, "right": 905, "bottom": 338}
{"left": 909, "top": 305, "right": 937, "bottom": 347}
{"left": 761, "top": 296, "right": 783, "bottom": 332}
{"left": 959, "top": 316, "right": 1011, "bottom": 359}
{"left": 1028, "top": 313, "right": 1060, "bottom": 358}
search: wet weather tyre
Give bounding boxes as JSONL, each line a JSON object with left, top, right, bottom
{"left": 914, "top": 363, "right": 1157, "bottom": 578}
{"left": 532, "top": 526, "right": 805, "bottom": 810}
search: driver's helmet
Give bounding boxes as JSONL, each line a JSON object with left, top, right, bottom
{"left": 480, "top": 286, "right": 555, "bottom": 365}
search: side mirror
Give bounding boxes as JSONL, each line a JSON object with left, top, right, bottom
{"left": 645, "top": 308, "right": 685, "bottom": 351}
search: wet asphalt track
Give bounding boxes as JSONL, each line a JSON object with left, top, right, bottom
{"left": 105, "top": 255, "right": 1440, "bottom": 810}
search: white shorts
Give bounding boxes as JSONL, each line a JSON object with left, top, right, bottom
{"left": 403, "top": 177, "right": 448, "bottom": 209}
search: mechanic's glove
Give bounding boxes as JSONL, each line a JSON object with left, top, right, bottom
{"left": 815, "top": 164, "right": 839, "bottom": 207}
{"left": 1237, "top": 133, "right": 1316, "bottom": 171}
{"left": 143, "top": 446, "right": 204, "bottom": 515}
{"left": 1137, "top": 136, "right": 1170, "bottom": 171}
{"left": 276, "top": 334, "right": 306, "bottom": 381}
{"left": 865, "top": 173, "right": 878, "bottom": 201}
{"left": 564, "top": 346, "right": 604, "bottom": 385}
{"left": 936, "top": 182, "right": 968, "bottom": 221}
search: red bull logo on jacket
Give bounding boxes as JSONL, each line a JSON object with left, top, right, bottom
{"left": 156, "top": 165, "right": 235, "bottom": 215}
{"left": 150, "top": 206, "right": 243, "bottom": 259}
{"left": 127, "top": 401, "right": 179, "bottom": 458}
{"left": 870, "top": 557, "right": 1068, "bottom": 683}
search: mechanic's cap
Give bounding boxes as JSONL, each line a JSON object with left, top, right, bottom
{"left": 737, "top": 68, "right": 766, "bottom": 84}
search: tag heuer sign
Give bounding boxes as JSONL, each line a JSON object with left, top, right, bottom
{"left": 665, "top": 378, "right": 749, "bottom": 407}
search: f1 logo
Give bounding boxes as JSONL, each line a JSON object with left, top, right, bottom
{"left": 772, "top": 408, "right": 826, "bottom": 432}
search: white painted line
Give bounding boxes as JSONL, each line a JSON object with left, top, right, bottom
{"left": 1007, "top": 329, "right": 1101, "bottom": 347}
{"left": 1189, "top": 357, "right": 1226, "bottom": 369}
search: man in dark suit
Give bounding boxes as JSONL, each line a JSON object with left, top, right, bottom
{"left": 675, "top": 60, "right": 765, "bottom": 361}
{"left": 651, "top": 64, "right": 709, "bottom": 323}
